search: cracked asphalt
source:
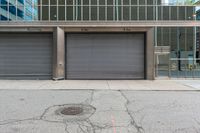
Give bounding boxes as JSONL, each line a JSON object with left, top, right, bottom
{"left": 0, "top": 90, "right": 200, "bottom": 133}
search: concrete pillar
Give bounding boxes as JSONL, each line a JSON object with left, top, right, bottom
{"left": 146, "top": 28, "right": 155, "bottom": 80}
{"left": 53, "top": 27, "right": 65, "bottom": 80}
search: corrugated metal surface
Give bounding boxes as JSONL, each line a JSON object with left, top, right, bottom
{"left": 66, "top": 33, "right": 145, "bottom": 79}
{"left": 0, "top": 33, "right": 52, "bottom": 79}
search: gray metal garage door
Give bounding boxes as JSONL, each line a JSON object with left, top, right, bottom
{"left": 0, "top": 33, "right": 52, "bottom": 79}
{"left": 66, "top": 33, "right": 145, "bottom": 79}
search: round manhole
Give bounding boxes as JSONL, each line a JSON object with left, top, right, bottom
{"left": 43, "top": 104, "right": 96, "bottom": 122}
{"left": 55, "top": 104, "right": 96, "bottom": 118}
{"left": 60, "top": 106, "right": 83, "bottom": 115}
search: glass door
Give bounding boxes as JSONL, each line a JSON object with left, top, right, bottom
{"left": 155, "top": 53, "right": 170, "bottom": 78}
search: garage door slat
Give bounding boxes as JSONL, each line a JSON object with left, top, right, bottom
{"left": 66, "top": 34, "right": 145, "bottom": 79}
{"left": 0, "top": 33, "right": 52, "bottom": 80}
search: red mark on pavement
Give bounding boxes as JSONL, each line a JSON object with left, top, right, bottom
{"left": 111, "top": 114, "right": 122, "bottom": 133}
{"left": 111, "top": 114, "right": 117, "bottom": 133}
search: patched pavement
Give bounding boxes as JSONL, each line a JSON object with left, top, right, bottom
{"left": 1, "top": 90, "right": 200, "bottom": 133}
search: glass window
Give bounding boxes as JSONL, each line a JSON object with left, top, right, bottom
{"left": 91, "top": 0, "right": 97, "bottom": 5}
{"left": 107, "top": 6, "right": 113, "bottom": 20}
{"left": 58, "top": 6, "right": 65, "bottom": 20}
{"left": 163, "top": 28, "right": 170, "bottom": 46}
{"left": 179, "top": 6, "right": 186, "bottom": 20}
{"left": 42, "top": 0, "right": 49, "bottom": 5}
{"left": 99, "top": 6, "right": 105, "bottom": 20}
{"left": 18, "top": 0, "right": 24, "bottom": 4}
{"left": 83, "top": 0, "right": 89, "bottom": 5}
{"left": 186, "top": 28, "right": 194, "bottom": 51}
{"left": 59, "top": 0, "right": 65, "bottom": 5}
{"left": 1, "top": 5, "right": 7, "bottom": 11}
{"left": 0, "top": 15, "right": 8, "bottom": 20}
{"left": 163, "top": 6, "right": 169, "bottom": 20}
{"left": 99, "top": 0, "right": 105, "bottom": 5}
{"left": 76, "top": 6, "right": 81, "bottom": 20}
{"left": 50, "top": 6, "right": 57, "bottom": 20}
{"left": 155, "top": 26, "right": 200, "bottom": 78}
{"left": 186, "top": 7, "right": 194, "bottom": 20}
{"left": 50, "top": 0, "right": 57, "bottom": 5}
{"left": 0, "top": 0, "right": 8, "bottom": 5}
{"left": 66, "top": 0, "right": 73, "bottom": 5}
{"left": 115, "top": 5, "right": 122, "bottom": 20}
{"left": 158, "top": 6, "right": 162, "bottom": 20}
{"left": 17, "top": 9, "right": 23, "bottom": 18}
{"left": 157, "top": 28, "right": 162, "bottom": 46}
{"left": 147, "top": 6, "right": 154, "bottom": 20}
{"left": 171, "top": 6, "right": 177, "bottom": 20}
{"left": 1, "top": 0, "right": 200, "bottom": 22}
{"left": 131, "top": 0, "right": 137, "bottom": 5}
{"left": 66, "top": 6, "right": 73, "bottom": 20}
{"left": 123, "top": 6, "right": 129, "bottom": 20}
{"left": 107, "top": 0, "right": 113, "bottom": 5}
{"left": 83, "top": 6, "right": 89, "bottom": 20}
{"left": 131, "top": 6, "right": 137, "bottom": 20}
{"left": 147, "top": 0, "right": 154, "bottom": 5}
{"left": 171, "top": 28, "right": 178, "bottom": 51}
{"left": 42, "top": 6, "right": 49, "bottom": 20}
{"left": 139, "top": 0, "right": 145, "bottom": 5}
{"left": 139, "top": 6, "right": 145, "bottom": 20}
{"left": 123, "top": 0, "right": 129, "bottom": 5}
{"left": 91, "top": 6, "right": 97, "bottom": 20}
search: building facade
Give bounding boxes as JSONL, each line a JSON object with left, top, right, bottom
{"left": 0, "top": 0, "right": 38, "bottom": 21}
{"left": 0, "top": 0, "right": 200, "bottom": 80}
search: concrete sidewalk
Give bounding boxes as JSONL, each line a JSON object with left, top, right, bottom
{"left": 0, "top": 80, "right": 199, "bottom": 90}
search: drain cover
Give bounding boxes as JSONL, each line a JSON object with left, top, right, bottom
{"left": 60, "top": 106, "right": 83, "bottom": 115}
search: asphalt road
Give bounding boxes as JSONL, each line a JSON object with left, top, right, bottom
{"left": 0, "top": 90, "right": 200, "bottom": 133}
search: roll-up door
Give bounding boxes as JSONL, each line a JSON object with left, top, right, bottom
{"left": 66, "top": 33, "right": 145, "bottom": 79}
{"left": 0, "top": 33, "right": 52, "bottom": 79}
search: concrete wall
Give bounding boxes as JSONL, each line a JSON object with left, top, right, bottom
{"left": 53, "top": 27, "right": 65, "bottom": 80}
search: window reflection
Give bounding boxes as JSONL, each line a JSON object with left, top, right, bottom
{"left": 0, "top": 0, "right": 38, "bottom": 21}
{"left": 161, "top": 0, "right": 200, "bottom": 5}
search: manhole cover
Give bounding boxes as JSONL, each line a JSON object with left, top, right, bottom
{"left": 60, "top": 106, "right": 83, "bottom": 115}
{"left": 42, "top": 104, "right": 96, "bottom": 122}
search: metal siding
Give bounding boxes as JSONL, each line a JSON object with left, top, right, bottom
{"left": 0, "top": 33, "right": 52, "bottom": 79}
{"left": 66, "top": 33, "right": 144, "bottom": 79}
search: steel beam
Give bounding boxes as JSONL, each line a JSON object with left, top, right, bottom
{"left": 0, "top": 21, "right": 200, "bottom": 27}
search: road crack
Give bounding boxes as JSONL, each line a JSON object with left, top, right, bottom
{"left": 119, "top": 90, "right": 145, "bottom": 133}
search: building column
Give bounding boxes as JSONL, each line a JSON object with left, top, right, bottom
{"left": 146, "top": 28, "right": 155, "bottom": 80}
{"left": 53, "top": 27, "right": 65, "bottom": 80}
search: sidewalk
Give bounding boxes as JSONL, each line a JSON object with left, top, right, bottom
{"left": 0, "top": 80, "right": 199, "bottom": 90}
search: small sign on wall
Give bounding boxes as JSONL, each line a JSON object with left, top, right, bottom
{"left": 155, "top": 46, "right": 170, "bottom": 54}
